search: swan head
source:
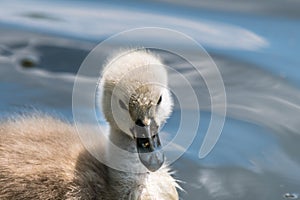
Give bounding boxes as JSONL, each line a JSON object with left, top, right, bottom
{"left": 100, "top": 50, "right": 173, "bottom": 172}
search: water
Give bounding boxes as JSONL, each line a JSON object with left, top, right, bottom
{"left": 1, "top": 0, "right": 300, "bottom": 199}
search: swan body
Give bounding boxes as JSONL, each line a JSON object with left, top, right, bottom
{"left": 0, "top": 50, "right": 179, "bottom": 199}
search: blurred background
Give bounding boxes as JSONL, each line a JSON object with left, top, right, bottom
{"left": 1, "top": 0, "right": 300, "bottom": 199}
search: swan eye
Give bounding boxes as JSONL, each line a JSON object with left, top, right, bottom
{"left": 119, "top": 100, "right": 128, "bottom": 110}
{"left": 157, "top": 95, "right": 162, "bottom": 105}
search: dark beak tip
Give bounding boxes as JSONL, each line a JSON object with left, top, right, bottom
{"left": 139, "top": 151, "right": 165, "bottom": 172}
{"left": 134, "top": 121, "right": 164, "bottom": 171}
{"left": 146, "top": 161, "right": 164, "bottom": 172}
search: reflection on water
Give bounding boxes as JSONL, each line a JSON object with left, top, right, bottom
{"left": 0, "top": 0, "right": 300, "bottom": 199}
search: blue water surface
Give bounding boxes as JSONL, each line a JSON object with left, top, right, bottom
{"left": 0, "top": 0, "right": 300, "bottom": 199}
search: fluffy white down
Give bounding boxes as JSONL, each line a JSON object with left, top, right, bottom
{"left": 0, "top": 49, "right": 179, "bottom": 200}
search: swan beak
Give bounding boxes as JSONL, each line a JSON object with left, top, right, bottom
{"left": 134, "top": 124, "right": 165, "bottom": 172}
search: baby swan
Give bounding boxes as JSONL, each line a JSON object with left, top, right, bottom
{"left": 0, "top": 50, "right": 179, "bottom": 199}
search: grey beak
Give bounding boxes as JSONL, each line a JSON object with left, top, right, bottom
{"left": 134, "top": 121, "right": 165, "bottom": 172}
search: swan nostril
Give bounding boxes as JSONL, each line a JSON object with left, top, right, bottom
{"left": 135, "top": 119, "right": 145, "bottom": 127}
